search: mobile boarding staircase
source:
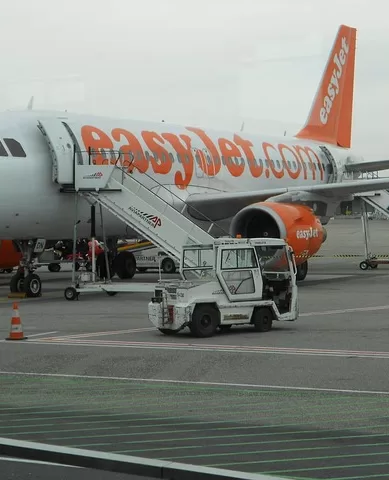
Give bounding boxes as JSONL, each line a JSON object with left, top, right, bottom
{"left": 37, "top": 119, "right": 227, "bottom": 299}
{"left": 355, "top": 189, "right": 389, "bottom": 270}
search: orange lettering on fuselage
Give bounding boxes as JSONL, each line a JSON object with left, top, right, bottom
{"left": 218, "top": 138, "right": 245, "bottom": 177}
{"left": 277, "top": 144, "right": 302, "bottom": 180}
{"left": 186, "top": 127, "right": 221, "bottom": 177}
{"left": 262, "top": 142, "right": 285, "bottom": 179}
{"left": 141, "top": 131, "right": 173, "bottom": 175}
{"left": 161, "top": 133, "right": 194, "bottom": 189}
{"left": 81, "top": 125, "right": 115, "bottom": 165}
{"left": 293, "top": 145, "right": 324, "bottom": 181}
{"left": 80, "top": 124, "right": 326, "bottom": 188}
{"left": 111, "top": 128, "right": 148, "bottom": 173}
{"left": 234, "top": 134, "right": 263, "bottom": 177}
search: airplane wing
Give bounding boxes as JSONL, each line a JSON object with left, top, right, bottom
{"left": 345, "top": 160, "right": 389, "bottom": 172}
{"left": 186, "top": 177, "right": 389, "bottom": 220}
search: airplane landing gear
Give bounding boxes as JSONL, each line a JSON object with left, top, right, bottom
{"left": 296, "top": 261, "right": 308, "bottom": 281}
{"left": 10, "top": 239, "right": 45, "bottom": 298}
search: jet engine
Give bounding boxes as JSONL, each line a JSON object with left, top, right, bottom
{"left": 230, "top": 202, "right": 326, "bottom": 277}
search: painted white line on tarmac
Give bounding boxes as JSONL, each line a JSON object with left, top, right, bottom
{"left": 0, "top": 371, "right": 388, "bottom": 396}
{"left": 8, "top": 338, "right": 389, "bottom": 360}
{"left": 43, "top": 327, "right": 155, "bottom": 341}
{"left": 26, "top": 331, "right": 58, "bottom": 338}
{"left": 300, "top": 304, "right": 389, "bottom": 317}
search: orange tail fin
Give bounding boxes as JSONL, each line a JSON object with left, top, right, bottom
{"left": 295, "top": 24, "right": 357, "bottom": 148}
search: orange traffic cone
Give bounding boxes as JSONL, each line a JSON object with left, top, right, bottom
{"left": 6, "top": 302, "right": 27, "bottom": 341}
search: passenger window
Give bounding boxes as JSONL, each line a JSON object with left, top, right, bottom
{"left": 100, "top": 149, "right": 108, "bottom": 160}
{"left": 3, "top": 138, "right": 26, "bottom": 157}
{"left": 169, "top": 153, "right": 175, "bottom": 163}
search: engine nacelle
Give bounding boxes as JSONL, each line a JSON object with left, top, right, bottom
{"left": 230, "top": 202, "right": 326, "bottom": 263}
{"left": 0, "top": 240, "right": 22, "bottom": 269}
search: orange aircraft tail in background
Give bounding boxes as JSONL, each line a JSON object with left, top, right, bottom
{"left": 295, "top": 24, "right": 357, "bottom": 148}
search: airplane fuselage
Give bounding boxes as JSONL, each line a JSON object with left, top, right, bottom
{"left": 0, "top": 110, "right": 356, "bottom": 241}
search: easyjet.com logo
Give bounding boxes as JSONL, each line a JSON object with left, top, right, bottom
{"left": 320, "top": 36, "right": 349, "bottom": 125}
{"left": 296, "top": 228, "right": 319, "bottom": 240}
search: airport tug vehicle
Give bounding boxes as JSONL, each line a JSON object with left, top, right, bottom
{"left": 148, "top": 237, "right": 298, "bottom": 338}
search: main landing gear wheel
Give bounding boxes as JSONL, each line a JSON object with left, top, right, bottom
{"left": 64, "top": 287, "right": 78, "bottom": 301}
{"left": 296, "top": 261, "right": 308, "bottom": 281}
{"left": 10, "top": 271, "right": 24, "bottom": 293}
{"left": 23, "top": 273, "right": 42, "bottom": 298}
{"left": 359, "top": 261, "right": 369, "bottom": 270}
{"left": 113, "top": 251, "right": 136, "bottom": 279}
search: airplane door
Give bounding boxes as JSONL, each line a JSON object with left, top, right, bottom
{"left": 193, "top": 147, "right": 204, "bottom": 178}
{"left": 193, "top": 147, "right": 214, "bottom": 186}
{"left": 37, "top": 119, "right": 83, "bottom": 185}
{"left": 319, "top": 145, "right": 338, "bottom": 184}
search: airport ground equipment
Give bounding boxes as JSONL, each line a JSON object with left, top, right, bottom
{"left": 134, "top": 247, "right": 178, "bottom": 273}
{"left": 60, "top": 147, "right": 230, "bottom": 300}
{"left": 357, "top": 198, "right": 389, "bottom": 270}
{"left": 34, "top": 247, "right": 88, "bottom": 273}
{"left": 148, "top": 237, "right": 298, "bottom": 338}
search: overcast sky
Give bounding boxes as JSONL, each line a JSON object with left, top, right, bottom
{"left": 1, "top": 0, "right": 388, "bottom": 160}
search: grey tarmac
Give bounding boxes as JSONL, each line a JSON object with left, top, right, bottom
{"left": 1, "top": 218, "right": 389, "bottom": 479}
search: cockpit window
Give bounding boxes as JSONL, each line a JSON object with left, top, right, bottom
{"left": 0, "top": 141, "right": 8, "bottom": 157}
{"left": 3, "top": 138, "right": 26, "bottom": 157}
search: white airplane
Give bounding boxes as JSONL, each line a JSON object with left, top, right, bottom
{"left": 1, "top": 23, "right": 389, "bottom": 297}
